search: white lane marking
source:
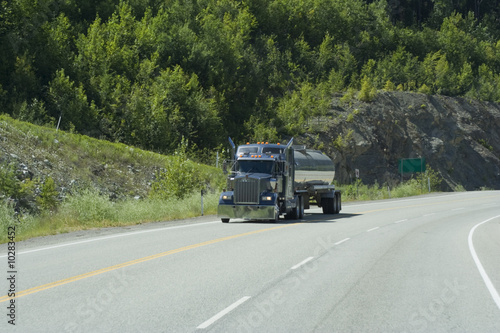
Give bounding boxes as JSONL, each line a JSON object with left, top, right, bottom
{"left": 452, "top": 208, "right": 465, "bottom": 211}
{"left": 366, "top": 227, "right": 379, "bottom": 232}
{"left": 394, "top": 219, "right": 408, "bottom": 224}
{"left": 0, "top": 221, "right": 220, "bottom": 258}
{"left": 423, "top": 213, "right": 436, "bottom": 217}
{"left": 197, "top": 296, "right": 251, "bottom": 329}
{"left": 468, "top": 214, "right": 500, "bottom": 311}
{"left": 335, "top": 238, "right": 350, "bottom": 245}
{"left": 291, "top": 257, "right": 314, "bottom": 270}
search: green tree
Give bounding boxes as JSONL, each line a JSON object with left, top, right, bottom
{"left": 47, "top": 69, "right": 98, "bottom": 134}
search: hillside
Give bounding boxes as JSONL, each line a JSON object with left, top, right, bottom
{"left": 303, "top": 91, "right": 500, "bottom": 191}
{"left": 0, "top": 115, "right": 169, "bottom": 200}
{"left": 0, "top": 115, "right": 225, "bottom": 216}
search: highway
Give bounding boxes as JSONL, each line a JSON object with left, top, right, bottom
{"left": 1, "top": 191, "right": 500, "bottom": 332}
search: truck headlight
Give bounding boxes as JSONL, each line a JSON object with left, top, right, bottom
{"left": 262, "top": 195, "right": 273, "bottom": 201}
{"left": 222, "top": 194, "right": 232, "bottom": 200}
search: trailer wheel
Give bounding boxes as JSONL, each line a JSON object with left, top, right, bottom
{"left": 333, "top": 195, "right": 339, "bottom": 214}
{"left": 221, "top": 218, "right": 229, "bottom": 223}
{"left": 334, "top": 193, "right": 341, "bottom": 214}
{"left": 322, "top": 197, "right": 335, "bottom": 214}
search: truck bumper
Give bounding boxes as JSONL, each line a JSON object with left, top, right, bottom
{"left": 218, "top": 204, "right": 277, "bottom": 221}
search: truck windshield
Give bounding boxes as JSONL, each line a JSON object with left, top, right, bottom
{"left": 237, "top": 160, "right": 274, "bottom": 174}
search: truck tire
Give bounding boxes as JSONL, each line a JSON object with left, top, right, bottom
{"left": 221, "top": 218, "right": 229, "bottom": 223}
{"left": 286, "top": 207, "right": 298, "bottom": 220}
{"left": 286, "top": 199, "right": 299, "bottom": 220}
{"left": 322, "top": 197, "right": 334, "bottom": 214}
{"left": 334, "top": 193, "right": 341, "bottom": 214}
{"left": 298, "top": 196, "right": 304, "bottom": 219}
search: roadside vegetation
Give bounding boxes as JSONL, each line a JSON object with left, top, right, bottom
{"left": 0, "top": 116, "right": 225, "bottom": 244}
{"left": 339, "top": 167, "right": 443, "bottom": 201}
{"left": 0, "top": 191, "right": 221, "bottom": 243}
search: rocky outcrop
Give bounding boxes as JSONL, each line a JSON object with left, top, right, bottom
{"left": 311, "top": 91, "right": 500, "bottom": 191}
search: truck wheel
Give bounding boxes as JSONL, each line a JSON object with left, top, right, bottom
{"left": 288, "top": 196, "right": 300, "bottom": 220}
{"left": 286, "top": 206, "right": 298, "bottom": 220}
{"left": 321, "top": 198, "right": 328, "bottom": 214}
{"left": 221, "top": 218, "right": 229, "bottom": 223}
{"left": 334, "top": 193, "right": 341, "bottom": 214}
{"left": 322, "top": 197, "right": 334, "bottom": 214}
{"left": 298, "top": 196, "right": 304, "bottom": 219}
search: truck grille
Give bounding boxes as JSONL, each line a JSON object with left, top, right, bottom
{"left": 234, "top": 178, "right": 259, "bottom": 204}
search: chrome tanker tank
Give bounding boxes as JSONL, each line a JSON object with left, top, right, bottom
{"left": 293, "top": 146, "right": 335, "bottom": 186}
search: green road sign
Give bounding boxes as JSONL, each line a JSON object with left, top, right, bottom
{"left": 399, "top": 158, "right": 426, "bottom": 174}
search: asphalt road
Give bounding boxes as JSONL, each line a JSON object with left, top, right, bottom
{"left": 1, "top": 191, "right": 500, "bottom": 332}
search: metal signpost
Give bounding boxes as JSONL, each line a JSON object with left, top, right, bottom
{"left": 355, "top": 169, "right": 359, "bottom": 198}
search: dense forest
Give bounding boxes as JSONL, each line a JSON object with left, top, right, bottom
{"left": 1, "top": 0, "right": 499, "bottom": 155}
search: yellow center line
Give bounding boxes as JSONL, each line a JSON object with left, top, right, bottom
{"left": 0, "top": 222, "right": 302, "bottom": 303}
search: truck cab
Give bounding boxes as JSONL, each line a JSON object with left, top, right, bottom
{"left": 218, "top": 139, "right": 340, "bottom": 223}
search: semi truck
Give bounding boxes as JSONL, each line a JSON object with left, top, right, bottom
{"left": 217, "top": 138, "right": 341, "bottom": 223}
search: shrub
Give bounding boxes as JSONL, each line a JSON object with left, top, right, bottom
{"left": 150, "top": 156, "right": 203, "bottom": 200}
{"left": 60, "top": 188, "right": 116, "bottom": 225}
{"left": 0, "top": 162, "right": 39, "bottom": 213}
{"left": 150, "top": 139, "right": 224, "bottom": 200}
{"left": 358, "top": 76, "right": 377, "bottom": 102}
{"left": 416, "top": 167, "right": 442, "bottom": 191}
{"left": 383, "top": 80, "right": 396, "bottom": 91}
{"left": 418, "top": 84, "right": 432, "bottom": 94}
{"left": 0, "top": 163, "right": 21, "bottom": 199}
{"left": 0, "top": 200, "right": 16, "bottom": 233}
{"left": 37, "top": 177, "right": 59, "bottom": 212}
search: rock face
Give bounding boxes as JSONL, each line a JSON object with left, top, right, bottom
{"left": 313, "top": 91, "right": 500, "bottom": 191}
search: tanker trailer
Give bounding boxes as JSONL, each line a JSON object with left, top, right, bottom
{"left": 217, "top": 139, "right": 341, "bottom": 223}
{"left": 293, "top": 146, "right": 341, "bottom": 215}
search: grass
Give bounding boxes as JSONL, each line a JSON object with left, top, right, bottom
{"left": 1, "top": 190, "right": 221, "bottom": 243}
{"left": 338, "top": 178, "right": 439, "bottom": 202}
